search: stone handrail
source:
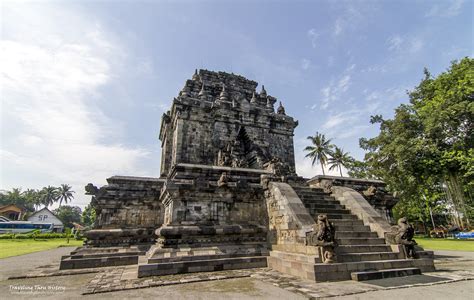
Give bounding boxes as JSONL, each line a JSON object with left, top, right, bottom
{"left": 330, "top": 186, "right": 392, "bottom": 238}
{"left": 263, "top": 181, "right": 317, "bottom": 254}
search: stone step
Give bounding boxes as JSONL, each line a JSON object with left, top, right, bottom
{"left": 313, "top": 258, "right": 434, "bottom": 281}
{"left": 324, "top": 214, "right": 358, "bottom": 220}
{"left": 291, "top": 187, "right": 325, "bottom": 193}
{"left": 299, "top": 196, "right": 336, "bottom": 202}
{"left": 334, "top": 225, "right": 370, "bottom": 231}
{"left": 306, "top": 208, "right": 351, "bottom": 215}
{"left": 69, "top": 251, "right": 145, "bottom": 259}
{"left": 60, "top": 255, "right": 139, "bottom": 270}
{"left": 302, "top": 200, "right": 343, "bottom": 207}
{"left": 351, "top": 267, "right": 421, "bottom": 281}
{"left": 335, "top": 231, "right": 378, "bottom": 238}
{"left": 269, "top": 250, "right": 319, "bottom": 264}
{"left": 330, "top": 219, "right": 365, "bottom": 226}
{"left": 147, "top": 251, "right": 269, "bottom": 264}
{"left": 138, "top": 256, "right": 267, "bottom": 277}
{"left": 336, "top": 237, "right": 387, "bottom": 245}
{"left": 338, "top": 252, "right": 402, "bottom": 262}
{"left": 336, "top": 245, "right": 392, "bottom": 254}
{"left": 304, "top": 203, "right": 345, "bottom": 210}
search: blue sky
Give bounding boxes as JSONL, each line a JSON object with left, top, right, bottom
{"left": 1, "top": 0, "right": 472, "bottom": 207}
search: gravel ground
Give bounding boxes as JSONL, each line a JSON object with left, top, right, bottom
{"left": 0, "top": 247, "right": 472, "bottom": 299}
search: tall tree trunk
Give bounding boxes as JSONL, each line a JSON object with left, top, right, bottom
{"left": 447, "top": 174, "right": 470, "bottom": 228}
{"left": 320, "top": 159, "right": 325, "bottom": 175}
{"left": 339, "top": 166, "right": 343, "bottom": 177}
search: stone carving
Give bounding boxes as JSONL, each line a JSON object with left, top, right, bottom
{"left": 320, "top": 179, "right": 334, "bottom": 194}
{"left": 217, "top": 172, "right": 229, "bottom": 187}
{"left": 306, "top": 214, "right": 337, "bottom": 263}
{"left": 85, "top": 183, "right": 99, "bottom": 195}
{"left": 363, "top": 185, "right": 377, "bottom": 197}
{"left": 386, "top": 217, "right": 418, "bottom": 258}
{"left": 217, "top": 143, "right": 233, "bottom": 167}
{"left": 263, "top": 157, "right": 291, "bottom": 176}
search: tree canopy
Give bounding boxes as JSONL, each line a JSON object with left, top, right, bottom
{"left": 357, "top": 57, "right": 473, "bottom": 228}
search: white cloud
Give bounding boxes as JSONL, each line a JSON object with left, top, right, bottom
{"left": 301, "top": 58, "right": 311, "bottom": 70}
{"left": 1, "top": 3, "right": 151, "bottom": 207}
{"left": 330, "top": 4, "right": 376, "bottom": 38}
{"left": 334, "top": 18, "right": 343, "bottom": 36}
{"left": 322, "top": 112, "right": 358, "bottom": 130}
{"left": 386, "top": 34, "right": 423, "bottom": 54}
{"left": 307, "top": 28, "right": 320, "bottom": 48}
{"left": 318, "top": 86, "right": 406, "bottom": 141}
{"left": 426, "top": 0, "right": 465, "bottom": 17}
{"left": 387, "top": 35, "right": 403, "bottom": 51}
{"left": 317, "top": 64, "right": 355, "bottom": 110}
{"left": 409, "top": 38, "right": 424, "bottom": 53}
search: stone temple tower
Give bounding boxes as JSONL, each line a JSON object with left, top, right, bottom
{"left": 159, "top": 69, "right": 298, "bottom": 177}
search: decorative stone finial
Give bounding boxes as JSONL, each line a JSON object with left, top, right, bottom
{"left": 260, "top": 85, "right": 267, "bottom": 97}
{"left": 250, "top": 92, "right": 257, "bottom": 104}
{"left": 277, "top": 101, "right": 286, "bottom": 115}
{"left": 266, "top": 98, "right": 273, "bottom": 109}
{"left": 219, "top": 84, "right": 229, "bottom": 101}
{"left": 198, "top": 83, "right": 207, "bottom": 99}
{"left": 192, "top": 69, "right": 199, "bottom": 80}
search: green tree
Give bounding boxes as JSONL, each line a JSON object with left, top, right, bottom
{"left": 81, "top": 204, "right": 96, "bottom": 227}
{"left": 304, "top": 132, "right": 334, "bottom": 175}
{"left": 0, "top": 188, "right": 35, "bottom": 212}
{"left": 359, "top": 58, "right": 473, "bottom": 228}
{"left": 23, "top": 189, "right": 41, "bottom": 211}
{"left": 57, "top": 184, "right": 75, "bottom": 207}
{"left": 53, "top": 205, "right": 82, "bottom": 228}
{"left": 346, "top": 159, "right": 377, "bottom": 179}
{"left": 328, "top": 147, "right": 352, "bottom": 177}
{"left": 39, "top": 186, "right": 59, "bottom": 208}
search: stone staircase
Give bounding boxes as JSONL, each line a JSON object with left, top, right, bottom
{"left": 291, "top": 185, "right": 434, "bottom": 281}
{"left": 137, "top": 244, "right": 269, "bottom": 277}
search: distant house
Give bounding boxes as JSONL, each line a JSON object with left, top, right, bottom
{"left": 0, "top": 204, "right": 25, "bottom": 220}
{"left": 28, "top": 207, "right": 64, "bottom": 232}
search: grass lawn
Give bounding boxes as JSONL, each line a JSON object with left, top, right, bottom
{"left": 416, "top": 237, "right": 474, "bottom": 251}
{"left": 0, "top": 238, "right": 83, "bottom": 259}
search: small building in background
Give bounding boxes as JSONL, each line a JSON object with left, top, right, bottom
{"left": 28, "top": 207, "right": 64, "bottom": 232}
{"left": 0, "top": 204, "right": 25, "bottom": 220}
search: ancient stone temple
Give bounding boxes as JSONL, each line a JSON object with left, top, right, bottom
{"left": 60, "top": 70, "right": 435, "bottom": 282}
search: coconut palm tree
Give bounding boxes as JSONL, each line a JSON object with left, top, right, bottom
{"left": 57, "top": 184, "right": 75, "bottom": 207}
{"left": 304, "top": 132, "right": 334, "bottom": 175}
{"left": 39, "top": 186, "right": 59, "bottom": 208}
{"left": 23, "top": 188, "right": 40, "bottom": 211}
{"left": 328, "top": 147, "right": 352, "bottom": 177}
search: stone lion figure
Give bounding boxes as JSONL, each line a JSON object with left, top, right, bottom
{"left": 306, "top": 214, "right": 337, "bottom": 263}
{"left": 386, "top": 217, "right": 418, "bottom": 258}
